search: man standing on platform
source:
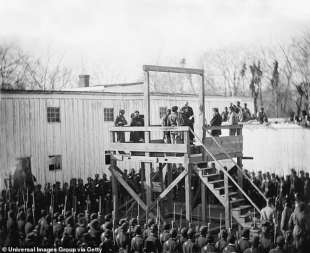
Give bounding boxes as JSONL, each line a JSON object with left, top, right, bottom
{"left": 114, "top": 109, "right": 127, "bottom": 142}
{"left": 209, "top": 108, "right": 222, "bottom": 137}
{"left": 181, "top": 102, "right": 195, "bottom": 144}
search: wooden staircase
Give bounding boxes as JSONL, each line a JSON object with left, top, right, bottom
{"left": 193, "top": 162, "right": 257, "bottom": 228}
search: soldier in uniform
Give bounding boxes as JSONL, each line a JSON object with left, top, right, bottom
{"left": 269, "top": 236, "right": 285, "bottom": 253}
{"left": 288, "top": 201, "right": 308, "bottom": 252}
{"left": 114, "top": 109, "right": 127, "bottom": 142}
{"left": 210, "top": 108, "right": 222, "bottom": 137}
{"left": 162, "top": 109, "right": 171, "bottom": 143}
{"left": 237, "top": 229, "right": 251, "bottom": 252}
{"left": 131, "top": 225, "right": 144, "bottom": 253}
{"left": 181, "top": 102, "right": 195, "bottom": 143}
{"left": 215, "top": 229, "right": 228, "bottom": 252}
{"left": 201, "top": 234, "right": 217, "bottom": 253}
{"left": 179, "top": 227, "right": 188, "bottom": 246}
{"left": 5, "top": 209, "right": 19, "bottom": 246}
{"left": 243, "top": 236, "right": 263, "bottom": 253}
{"left": 260, "top": 221, "right": 274, "bottom": 253}
{"left": 160, "top": 221, "right": 171, "bottom": 245}
{"left": 195, "top": 225, "right": 208, "bottom": 250}
{"left": 280, "top": 199, "right": 292, "bottom": 235}
{"left": 144, "top": 224, "right": 161, "bottom": 253}
{"left": 162, "top": 228, "right": 181, "bottom": 253}
{"left": 116, "top": 221, "right": 130, "bottom": 253}
{"left": 182, "top": 228, "right": 199, "bottom": 253}
{"left": 100, "top": 229, "right": 115, "bottom": 253}
{"left": 222, "top": 234, "right": 238, "bottom": 253}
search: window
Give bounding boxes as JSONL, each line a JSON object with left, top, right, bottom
{"left": 47, "top": 107, "right": 60, "bottom": 122}
{"left": 48, "top": 155, "right": 62, "bottom": 171}
{"left": 159, "top": 107, "right": 167, "bottom": 118}
{"left": 104, "top": 108, "right": 114, "bottom": 121}
{"left": 105, "top": 151, "right": 111, "bottom": 165}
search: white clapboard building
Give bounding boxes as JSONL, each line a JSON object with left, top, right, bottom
{"left": 0, "top": 75, "right": 253, "bottom": 187}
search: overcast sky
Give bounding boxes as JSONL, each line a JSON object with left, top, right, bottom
{"left": 1, "top": 0, "right": 310, "bottom": 83}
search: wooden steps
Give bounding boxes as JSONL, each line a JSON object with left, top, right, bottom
{"left": 194, "top": 165, "right": 260, "bottom": 229}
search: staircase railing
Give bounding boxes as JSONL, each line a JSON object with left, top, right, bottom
{"left": 190, "top": 128, "right": 261, "bottom": 213}
{"left": 203, "top": 125, "right": 267, "bottom": 204}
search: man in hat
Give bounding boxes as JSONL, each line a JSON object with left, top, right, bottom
{"left": 144, "top": 224, "right": 161, "bottom": 253}
{"left": 269, "top": 236, "right": 285, "bottom": 253}
{"left": 209, "top": 108, "right": 222, "bottom": 137}
{"left": 237, "top": 229, "right": 251, "bottom": 252}
{"left": 182, "top": 228, "right": 198, "bottom": 253}
{"left": 228, "top": 106, "right": 238, "bottom": 136}
{"left": 195, "top": 226, "right": 208, "bottom": 250}
{"left": 222, "top": 234, "right": 238, "bottom": 253}
{"left": 201, "top": 234, "right": 217, "bottom": 253}
{"left": 168, "top": 106, "right": 181, "bottom": 144}
{"left": 116, "top": 221, "right": 130, "bottom": 253}
{"left": 181, "top": 102, "right": 195, "bottom": 143}
{"left": 130, "top": 110, "right": 145, "bottom": 142}
{"left": 280, "top": 199, "right": 292, "bottom": 235}
{"left": 221, "top": 107, "right": 229, "bottom": 122}
{"left": 115, "top": 109, "right": 127, "bottom": 142}
{"left": 260, "top": 221, "right": 274, "bottom": 253}
{"left": 215, "top": 229, "right": 228, "bottom": 252}
{"left": 257, "top": 107, "right": 268, "bottom": 124}
{"left": 100, "top": 229, "right": 114, "bottom": 253}
{"left": 162, "top": 109, "right": 172, "bottom": 143}
{"left": 162, "top": 228, "right": 181, "bottom": 253}
{"left": 160, "top": 221, "right": 171, "bottom": 245}
{"left": 288, "top": 201, "right": 308, "bottom": 252}
{"left": 261, "top": 198, "right": 275, "bottom": 224}
{"left": 131, "top": 225, "right": 144, "bottom": 253}
{"left": 243, "top": 103, "right": 251, "bottom": 121}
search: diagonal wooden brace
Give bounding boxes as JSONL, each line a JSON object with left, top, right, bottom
{"left": 147, "top": 169, "right": 188, "bottom": 211}
{"left": 108, "top": 165, "right": 147, "bottom": 211}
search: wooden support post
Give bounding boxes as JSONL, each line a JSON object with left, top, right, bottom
{"left": 237, "top": 156, "right": 243, "bottom": 189}
{"left": 224, "top": 171, "right": 230, "bottom": 229}
{"left": 201, "top": 182, "right": 206, "bottom": 223}
{"left": 167, "top": 163, "right": 173, "bottom": 210}
{"left": 144, "top": 70, "right": 150, "bottom": 127}
{"left": 199, "top": 72, "right": 206, "bottom": 158}
{"left": 144, "top": 162, "right": 152, "bottom": 210}
{"left": 185, "top": 158, "right": 192, "bottom": 223}
{"left": 111, "top": 160, "right": 119, "bottom": 221}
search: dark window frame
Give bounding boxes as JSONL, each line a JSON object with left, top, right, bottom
{"left": 48, "top": 155, "right": 62, "bottom": 171}
{"left": 104, "top": 108, "right": 114, "bottom": 121}
{"left": 47, "top": 107, "right": 61, "bottom": 123}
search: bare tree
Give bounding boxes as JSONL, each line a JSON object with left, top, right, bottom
{"left": 0, "top": 44, "right": 32, "bottom": 89}
{"left": 249, "top": 62, "right": 263, "bottom": 115}
{"left": 0, "top": 43, "right": 73, "bottom": 90}
{"left": 270, "top": 60, "right": 280, "bottom": 117}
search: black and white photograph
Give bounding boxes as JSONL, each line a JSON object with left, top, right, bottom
{"left": 1, "top": 0, "right": 310, "bottom": 252}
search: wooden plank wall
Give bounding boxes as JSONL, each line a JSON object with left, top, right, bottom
{"left": 0, "top": 91, "right": 253, "bottom": 187}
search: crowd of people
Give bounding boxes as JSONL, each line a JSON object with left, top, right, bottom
{"left": 0, "top": 164, "right": 309, "bottom": 252}
{"left": 290, "top": 109, "right": 310, "bottom": 127}
{"left": 209, "top": 102, "right": 268, "bottom": 137}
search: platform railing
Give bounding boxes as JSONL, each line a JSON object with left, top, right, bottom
{"left": 204, "top": 124, "right": 243, "bottom": 136}
{"left": 109, "top": 126, "right": 191, "bottom": 153}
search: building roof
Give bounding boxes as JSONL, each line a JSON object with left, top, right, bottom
{"left": 61, "top": 82, "right": 144, "bottom": 93}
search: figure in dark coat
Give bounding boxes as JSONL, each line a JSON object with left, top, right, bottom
{"left": 5, "top": 210, "right": 19, "bottom": 246}
{"left": 210, "top": 108, "right": 222, "bottom": 137}
{"left": 162, "top": 228, "right": 181, "bottom": 253}
{"left": 144, "top": 225, "right": 161, "bottom": 253}
{"left": 131, "top": 225, "right": 144, "bottom": 253}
